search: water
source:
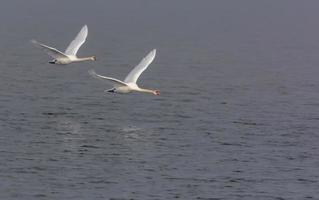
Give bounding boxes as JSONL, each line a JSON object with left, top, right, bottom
{"left": 0, "top": 0, "right": 319, "bottom": 199}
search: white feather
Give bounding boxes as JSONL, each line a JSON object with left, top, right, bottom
{"left": 64, "top": 25, "right": 88, "bottom": 56}
{"left": 124, "top": 49, "right": 156, "bottom": 83}
{"left": 88, "top": 69, "right": 127, "bottom": 88}
{"left": 31, "top": 39, "right": 68, "bottom": 59}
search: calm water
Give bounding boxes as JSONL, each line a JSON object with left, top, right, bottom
{"left": 0, "top": 0, "right": 319, "bottom": 199}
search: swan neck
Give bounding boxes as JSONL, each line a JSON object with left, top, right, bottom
{"left": 76, "top": 56, "right": 95, "bottom": 61}
{"left": 138, "top": 88, "right": 155, "bottom": 94}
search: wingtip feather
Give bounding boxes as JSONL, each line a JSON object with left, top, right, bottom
{"left": 88, "top": 69, "right": 96, "bottom": 76}
{"left": 30, "top": 39, "right": 42, "bottom": 48}
{"left": 30, "top": 39, "right": 38, "bottom": 44}
{"left": 83, "top": 24, "right": 88, "bottom": 31}
{"left": 152, "top": 49, "right": 156, "bottom": 55}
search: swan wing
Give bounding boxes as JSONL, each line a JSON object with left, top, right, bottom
{"left": 64, "top": 25, "right": 88, "bottom": 56}
{"left": 124, "top": 49, "right": 156, "bottom": 83}
{"left": 88, "top": 69, "right": 127, "bottom": 88}
{"left": 31, "top": 40, "right": 68, "bottom": 59}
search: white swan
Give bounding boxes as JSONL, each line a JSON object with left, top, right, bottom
{"left": 31, "top": 25, "right": 96, "bottom": 64}
{"left": 89, "top": 49, "right": 160, "bottom": 95}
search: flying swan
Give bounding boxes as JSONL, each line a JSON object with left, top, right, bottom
{"left": 31, "top": 25, "right": 96, "bottom": 64}
{"left": 88, "top": 49, "right": 160, "bottom": 95}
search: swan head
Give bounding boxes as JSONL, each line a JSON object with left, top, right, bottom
{"left": 153, "top": 90, "right": 160, "bottom": 96}
{"left": 91, "top": 56, "right": 97, "bottom": 61}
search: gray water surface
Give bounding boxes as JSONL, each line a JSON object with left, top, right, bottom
{"left": 0, "top": 0, "right": 319, "bottom": 199}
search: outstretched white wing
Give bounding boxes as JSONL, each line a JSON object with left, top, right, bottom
{"left": 124, "top": 49, "right": 156, "bottom": 83}
{"left": 88, "top": 69, "right": 128, "bottom": 88}
{"left": 31, "top": 40, "right": 68, "bottom": 59}
{"left": 65, "top": 25, "right": 88, "bottom": 56}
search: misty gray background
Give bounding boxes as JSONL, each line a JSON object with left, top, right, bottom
{"left": 0, "top": 0, "right": 319, "bottom": 199}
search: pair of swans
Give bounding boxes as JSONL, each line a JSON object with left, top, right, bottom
{"left": 32, "top": 25, "right": 160, "bottom": 95}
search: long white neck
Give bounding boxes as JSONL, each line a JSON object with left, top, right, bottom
{"left": 74, "top": 56, "right": 96, "bottom": 62}
{"left": 138, "top": 88, "right": 155, "bottom": 94}
{"left": 136, "top": 87, "right": 160, "bottom": 95}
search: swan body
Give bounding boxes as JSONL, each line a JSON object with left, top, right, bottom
{"left": 32, "top": 25, "right": 96, "bottom": 65}
{"left": 89, "top": 49, "right": 160, "bottom": 95}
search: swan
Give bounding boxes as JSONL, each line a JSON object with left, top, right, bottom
{"left": 31, "top": 25, "right": 96, "bottom": 64}
{"left": 89, "top": 49, "right": 160, "bottom": 95}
